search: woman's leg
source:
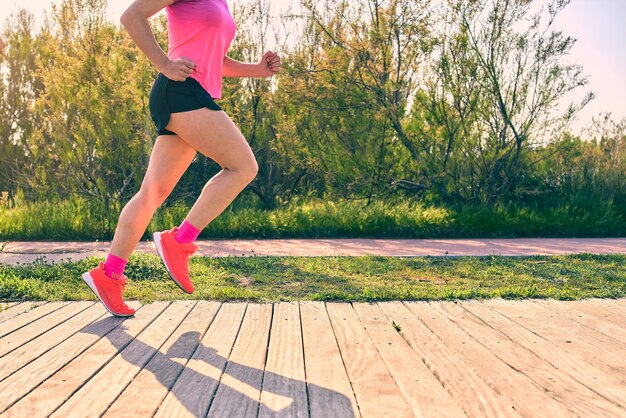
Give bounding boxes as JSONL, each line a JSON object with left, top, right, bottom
{"left": 164, "top": 108, "right": 258, "bottom": 230}
{"left": 109, "top": 134, "right": 198, "bottom": 260}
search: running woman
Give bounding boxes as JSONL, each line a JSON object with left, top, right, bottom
{"left": 81, "top": 0, "right": 281, "bottom": 317}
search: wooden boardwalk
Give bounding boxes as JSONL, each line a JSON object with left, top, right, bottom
{"left": 0, "top": 298, "right": 624, "bottom": 417}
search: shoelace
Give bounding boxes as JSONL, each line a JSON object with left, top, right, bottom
{"left": 173, "top": 227, "right": 198, "bottom": 255}
{"left": 109, "top": 273, "right": 131, "bottom": 310}
{"left": 182, "top": 245, "right": 197, "bottom": 255}
{"left": 110, "top": 272, "right": 127, "bottom": 286}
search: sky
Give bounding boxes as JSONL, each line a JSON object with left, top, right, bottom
{"left": 551, "top": 0, "right": 626, "bottom": 132}
{"left": 1, "top": 0, "right": 625, "bottom": 133}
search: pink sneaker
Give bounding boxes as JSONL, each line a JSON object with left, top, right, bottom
{"left": 153, "top": 226, "right": 198, "bottom": 293}
{"left": 82, "top": 262, "right": 135, "bottom": 317}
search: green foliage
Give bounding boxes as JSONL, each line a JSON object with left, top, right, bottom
{"left": 1, "top": 196, "right": 625, "bottom": 240}
{"left": 0, "top": 0, "right": 624, "bottom": 238}
{"left": 407, "top": 0, "right": 594, "bottom": 204}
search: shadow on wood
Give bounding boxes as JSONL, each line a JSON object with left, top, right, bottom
{"left": 77, "top": 318, "right": 355, "bottom": 417}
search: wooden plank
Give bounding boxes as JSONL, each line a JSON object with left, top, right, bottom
{"left": 0, "top": 300, "right": 149, "bottom": 415}
{"left": 0, "top": 302, "right": 68, "bottom": 338}
{"left": 539, "top": 299, "right": 626, "bottom": 345}
{"left": 258, "top": 302, "right": 308, "bottom": 418}
{"left": 461, "top": 300, "right": 626, "bottom": 408}
{"left": 326, "top": 302, "right": 412, "bottom": 418}
{"left": 207, "top": 303, "right": 272, "bottom": 418}
{"left": 0, "top": 302, "right": 46, "bottom": 324}
{"left": 49, "top": 300, "right": 196, "bottom": 418}
{"left": 300, "top": 301, "right": 359, "bottom": 418}
{"left": 0, "top": 302, "right": 104, "bottom": 379}
{"left": 583, "top": 296, "right": 626, "bottom": 317}
{"left": 612, "top": 298, "right": 626, "bottom": 308}
{"left": 488, "top": 299, "right": 626, "bottom": 354}
{"left": 485, "top": 299, "right": 626, "bottom": 373}
{"left": 378, "top": 301, "right": 519, "bottom": 418}
{"left": 354, "top": 302, "right": 466, "bottom": 418}
{"left": 155, "top": 303, "right": 247, "bottom": 418}
{"left": 562, "top": 298, "right": 626, "bottom": 318}
{"left": 603, "top": 298, "right": 626, "bottom": 315}
{"left": 559, "top": 299, "right": 626, "bottom": 330}
{"left": 436, "top": 301, "right": 624, "bottom": 417}
{"left": 0, "top": 301, "right": 94, "bottom": 357}
{"left": 403, "top": 301, "right": 573, "bottom": 417}
{"left": 103, "top": 301, "right": 221, "bottom": 417}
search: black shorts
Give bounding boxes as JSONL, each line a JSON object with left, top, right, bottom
{"left": 148, "top": 73, "right": 222, "bottom": 136}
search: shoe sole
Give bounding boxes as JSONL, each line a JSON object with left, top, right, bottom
{"left": 153, "top": 231, "right": 193, "bottom": 294}
{"left": 81, "top": 272, "right": 134, "bottom": 318}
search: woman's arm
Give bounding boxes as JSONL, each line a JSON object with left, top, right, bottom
{"left": 0, "top": 37, "right": 5, "bottom": 55}
{"left": 120, "top": 0, "right": 195, "bottom": 81}
{"left": 223, "top": 51, "right": 281, "bottom": 78}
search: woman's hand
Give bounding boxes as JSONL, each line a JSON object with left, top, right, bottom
{"left": 256, "top": 50, "right": 281, "bottom": 77}
{"left": 159, "top": 57, "right": 196, "bottom": 81}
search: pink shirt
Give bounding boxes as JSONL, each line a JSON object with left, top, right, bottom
{"left": 166, "top": 0, "right": 237, "bottom": 100}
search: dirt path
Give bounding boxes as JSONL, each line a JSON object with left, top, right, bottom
{"left": 1, "top": 237, "right": 625, "bottom": 265}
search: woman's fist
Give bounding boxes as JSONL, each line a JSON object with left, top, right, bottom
{"left": 257, "top": 50, "right": 281, "bottom": 77}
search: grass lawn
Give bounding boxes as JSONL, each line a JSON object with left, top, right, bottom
{"left": 1, "top": 253, "right": 624, "bottom": 304}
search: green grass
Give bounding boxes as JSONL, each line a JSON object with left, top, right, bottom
{"left": 1, "top": 253, "right": 624, "bottom": 303}
{"left": 1, "top": 196, "right": 626, "bottom": 240}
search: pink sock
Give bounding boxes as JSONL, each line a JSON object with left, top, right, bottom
{"left": 175, "top": 219, "right": 201, "bottom": 244}
{"left": 103, "top": 253, "right": 128, "bottom": 279}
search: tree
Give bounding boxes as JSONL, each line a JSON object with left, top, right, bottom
{"left": 412, "top": 0, "right": 593, "bottom": 204}
{"left": 0, "top": 10, "right": 39, "bottom": 202}
{"left": 222, "top": 0, "right": 308, "bottom": 209}
{"left": 25, "top": 0, "right": 156, "bottom": 212}
{"left": 275, "top": 0, "right": 427, "bottom": 203}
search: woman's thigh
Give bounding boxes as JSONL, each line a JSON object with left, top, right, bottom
{"left": 165, "top": 108, "right": 257, "bottom": 171}
{"left": 140, "top": 134, "right": 197, "bottom": 199}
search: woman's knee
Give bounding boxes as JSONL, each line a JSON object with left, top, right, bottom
{"left": 137, "top": 183, "right": 171, "bottom": 207}
{"left": 237, "top": 158, "right": 259, "bottom": 183}
{"left": 246, "top": 158, "right": 259, "bottom": 182}
{"left": 231, "top": 157, "right": 258, "bottom": 184}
